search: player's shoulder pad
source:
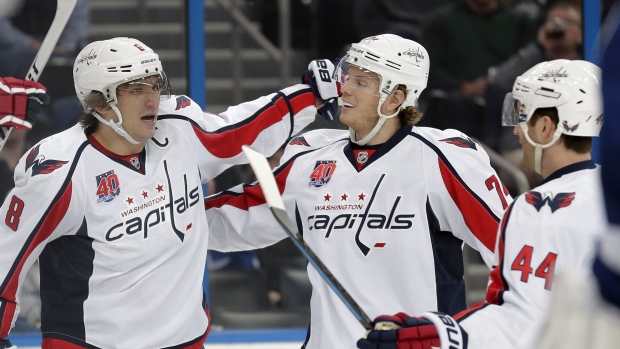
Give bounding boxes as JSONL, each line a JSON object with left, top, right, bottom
{"left": 158, "top": 95, "right": 203, "bottom": 117}
{"left": 15, "top": 125, "right": 86, "bottom": 186}
{"left": 282, "top": 128, "right": 348, "bottom": 161}
{"left": 413, "top": 127, "right": 491, "bottom": 163}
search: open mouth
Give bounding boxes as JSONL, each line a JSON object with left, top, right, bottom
{"left": 342, "top": 101, "right": 355, "bottom": 110}
{"left": 141, "top": 115, "right": 156, "bottom": 122}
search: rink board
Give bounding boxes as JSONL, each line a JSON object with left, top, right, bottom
{"left": 9, "top": 329, "right": 306, "bottom": 348}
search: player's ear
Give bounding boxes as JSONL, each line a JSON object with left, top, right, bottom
{"left": 391, "top": 89, "right": 405, "bottom": 107}
{"left": 383, "top": 89, "right": 405, "bottom": 114}
{"left": 539, "top": 115, "right": 556, "bottom": 141}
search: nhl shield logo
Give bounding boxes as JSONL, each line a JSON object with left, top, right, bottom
{"left": 130, "top": 156, "right": 141, "bottom": 169}
{"left": 309, "top": 160, "right": 337, "bottom": 188}
{"left": 357, "top": 151, "right": 369, "bottom": 164}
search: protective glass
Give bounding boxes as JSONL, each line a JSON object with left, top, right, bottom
{"left": 115, "top": 72, "right": 171, "bottom": 106}
{"left": 501, "top": 92, "right": 529, "bottom": 126}
{"left": 333, "top": 56, "right": 382, "bottom": 97}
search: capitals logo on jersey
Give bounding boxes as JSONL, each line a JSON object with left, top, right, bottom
{"left": 440, "top": 136, "right": 478, "bottom": 150}
{"left": 525, "top": 191, "right": 575, "bottom": 212}
{"left": 96, "top": 170, "right": 121, "bottom": 203}
{"left": 289, "top": 136, "right": 310, "bottom": 147}
{"left": 309, "top": 160, "right": 336, "bottom": 188}
{"left": 25, "top": 144, "right": 68, "bottom": 176}
{"left": 175, "top": 96, "right": 192, "bottom": 110}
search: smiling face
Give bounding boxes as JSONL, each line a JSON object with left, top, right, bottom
{"left": 339, "top": 66, "right": 382, "bottom": 137}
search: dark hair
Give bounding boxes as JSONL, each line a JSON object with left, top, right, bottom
{"left": 528, "top": 107, "right": 592, "bottom": 153}
{"left": 396, "top": 85, "right": 423, "bottom": 126}
{"left": 78, "top": 91, "right": 110, "bottom": 135}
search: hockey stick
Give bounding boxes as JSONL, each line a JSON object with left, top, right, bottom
{"left": 0, "top": 0, "right": 78, "bottom": 153}
{"left": 242, "top": 145, "right": 374, "bottom": 330}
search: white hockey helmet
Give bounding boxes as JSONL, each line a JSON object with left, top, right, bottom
{"left": 334, "top": 34, "right": 429, "bottom": 145}
{"left": 73, "top": 37, "right": 170, "bottom": 144}
{"left": 335, "top": 34, "right": 429, "bottom": 108}
{"left": 73, "top": 37, "right": 170, "bottom": 107}
{"left": 502, "top": 59, "right": 603, "bottom": 137}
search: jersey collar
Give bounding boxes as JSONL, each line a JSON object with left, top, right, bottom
{"left": 343, "top": 123, "right": 411, "bottom": 172}
{"left": 541, "top": 160, "right": 596, "bottom": 185}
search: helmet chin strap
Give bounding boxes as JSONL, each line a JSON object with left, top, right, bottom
{"left": 350, "top": 97, "right": 400, "bottom": 146}
{"left": 519, "top": 123, "right": 563, "bottom": 175}
{"left": 92, "top": 103, "right": 141, "bottom": 145}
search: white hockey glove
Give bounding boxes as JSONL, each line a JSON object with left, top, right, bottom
{"left": 301, "top": 59, "right": 340, "bottom": 122}
{"left": 357, "top": 312, "right": 465, "bottom": 349}
{"left": 0, "top": 77, "right": 49, "bottom": 130}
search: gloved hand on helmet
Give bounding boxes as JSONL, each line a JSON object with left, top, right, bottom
{"left": 302, "top": 59, "right": 340, "bottom": 122}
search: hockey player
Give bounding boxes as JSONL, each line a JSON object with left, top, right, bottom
{"left": 356, "top": 59, "right": 605, "bottom": 349}
{"left": 0, "top": 37, "right": 336, "bottom": 349}
{"left": 0, "top": 77, "right": 49, "bottom": 131}
{"left": 206, "top": 34, "right": 510, "bottom": 348}
{"left": 533, "top": 4, "right": 620, "bottom": 348}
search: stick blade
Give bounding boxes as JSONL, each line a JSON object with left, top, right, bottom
{"left": 242, "top": 145, "right": 286, "bottom": 210}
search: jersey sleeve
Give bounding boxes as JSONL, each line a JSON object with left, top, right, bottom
{"left": 454, "top": 202, "right": 534, "bottom": 349}
{"left": 205, "top": 130, "right": 346, "bottom": 251}
{"left": 204, "top": 152, "right": 302, "bottom": 252}
{"left": 417, "top": 128, "right": 512, "bottom": 267}
{"left": 0, "top": 138, "right": 85, "bottom": 340}
{"left": 279, "top": 129, "right": 348, "bottom": 165}
{"left": 158, "top": 84, "right": 318, "bottom": 181}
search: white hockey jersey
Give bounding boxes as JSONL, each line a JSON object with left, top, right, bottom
{"left": 0, "top": 85, "right": 317, "bottom": 349}
{"left": 456, "top": 161, "right": 605, "bottom": 349}
{"left": 206, "top": 125, "right": 511, "bottom": 349}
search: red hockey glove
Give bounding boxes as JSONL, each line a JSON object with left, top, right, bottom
{"left": 0, "top": 77, "right": 50, "bottom": 130}
{"left": 301, "top": 59, "right": 340, "bottom": 122}
{"left": 357, "top": 312, "right": 465, "bottom": 349}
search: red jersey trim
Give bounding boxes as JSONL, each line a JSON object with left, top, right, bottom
{"left": 193, "top": 92, "right": 314, "bottom": 159}
{"left": 438, "top": 158, "right": 498, "bottom": 252}
{"left": 205, "top": 161, "right": 294, "bottom": 211}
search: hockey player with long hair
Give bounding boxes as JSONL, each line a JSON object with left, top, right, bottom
{"left": 0, "top": 36, "right": 336, "bottom": 349}
{"left": 357, "top": 59, "right": 606, "bottom": 349}
{"left": 206, "top": 34, "right": 510, "bottom": 348}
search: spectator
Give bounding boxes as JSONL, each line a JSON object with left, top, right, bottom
{"left": 0, "top": 0, "right": 90, "bottom": 136}
{"left": 0, "top": 0, "right": 89, "bottom": 77}
{"left": 418, "top": 0, "right": 534, "bottom": 139}
{"left": 482, "top": 1, "right": 582, "bottom": 186}
{"left": 351, "top": 0, "right": 455, "bottom": 42}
